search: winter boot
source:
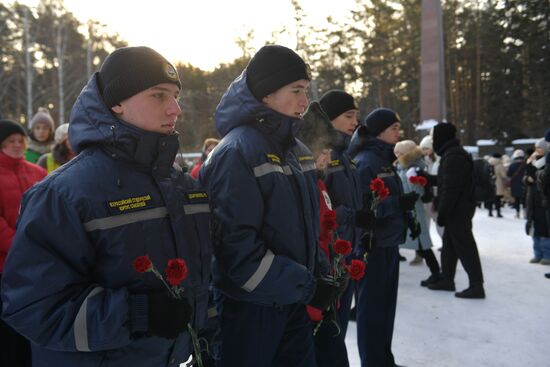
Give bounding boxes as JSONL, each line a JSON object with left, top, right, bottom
{"left": 529, "top": 257, "right": 541, "bottom": 264}
{"left": 545, "top": 273, "right": 550, "bottom": 279}
{"left": 398, "top": 253, "right": 407, "bottom": 262}
{"left": 420, "top": 273, "right": 441, "bottom": 287}
{"left": 409, "top": 253, "right": 423, "bottom": 266}
{"left": 427, "top": 278, "right": 455, "bottom": 291}
{"left": 455, "top": 284, "right": 485, "bottom": 299}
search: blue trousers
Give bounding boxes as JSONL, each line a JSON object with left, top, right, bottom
{"left": 533, "top": 236, "right": 550, "bottom": 260}
{"left": 218, "top": 297, "right": 316, "bottom": 367}
{"left": 356, "top": 246, "right": 400, "bottom": 367}
{"left": 313, "top": 278, "right": 354, "bottom": 367}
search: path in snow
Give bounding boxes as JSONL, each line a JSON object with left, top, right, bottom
{"left": 346, "top": 205, "right": 549, "bottom": 367}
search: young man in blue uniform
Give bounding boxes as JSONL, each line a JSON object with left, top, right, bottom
{"left": 200, "top": 45, "right": 342, "bottom": 367}
{"left": 349, "top": 108, "right": 418, "bottom": 367}
{"left": 1, "top": 46, "right": 212, "bottom": 367}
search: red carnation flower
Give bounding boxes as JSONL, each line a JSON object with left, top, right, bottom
{"left": 379, "top": 187, "right": 390, "bottom": 200}
{"left": 370, "top": 178, "right": 385, "bottom": 194}
{"left": 322, "top": 210, "right": 338, "bottom": 231}
{"left": 416, "top": 176, "right": 427, "bottom": 187}
{"left": 346, "top": 259, "right": 366, "bottom": 280}
{"left": 409, "top": 176, "right": 419, "bottom": 184}
{"left": 133, "top": 255, "right": 153, "bottom": 273}
{"left": 165, "top": 258, "right": 188, "bottom": 286}
{"left": 334, "top": 239, "right": 352, "bottom": 256}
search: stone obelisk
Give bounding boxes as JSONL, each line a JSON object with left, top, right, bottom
{"left": 420, "top": 0, "right": 446, "bottom": 123}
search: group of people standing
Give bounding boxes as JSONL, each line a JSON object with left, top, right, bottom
{"left": 0, "top": 43, "right": 503, "bottom": 367}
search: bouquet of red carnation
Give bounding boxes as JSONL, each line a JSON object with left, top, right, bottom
{"left": 311, "top": 211, "right": 367, "bottom": 335}
{"left": 133, "top": 255, "right": 207, "bottom": 367}
{"left": 409, "top": 175, "right": 427, "bottom": 187}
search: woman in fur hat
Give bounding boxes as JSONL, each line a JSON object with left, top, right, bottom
{"left": 394, "top": 140, "right": 441, "bottom": 286}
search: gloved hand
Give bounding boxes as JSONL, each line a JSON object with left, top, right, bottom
{"left": 420, "top": 190, "right": 433, "bottom": 203}
{"left": 309, "top": 276, "right": 344, "bottom": 311}
{"left": 408, "top": 216, "right": 421, "bottom": 240}
{"left": 399, "top": 192, "right": 419, "bottom": 211}
{"left": 525, "top": 221, "right": 532, "bottom": 236}
{"left": 148, "top": 293, "right": 192, "bottom": 339}
{"left": 355, "top": 209, "right": 376, "bottom": 229}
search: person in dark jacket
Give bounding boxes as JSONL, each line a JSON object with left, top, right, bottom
{"left": 1, "top": 47, "right": 213, "bottom": 367}
{"left": 348, "top": 108, "right": 417, "bottom": 367}
{"left": 199, "top": 45, "right": 339, "bottom": 367}
{"left": 524, "top": 138, "right": 550, "bottom": 265}
{"left": 427, "top": 122, "right": 485, "bottom": 299}
{"left": 507, "top": 149, "right": 526, "bottom": 218}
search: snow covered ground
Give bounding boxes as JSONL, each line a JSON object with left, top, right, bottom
{"left": 345, "top": 205, "right": 549, "bottom": 367}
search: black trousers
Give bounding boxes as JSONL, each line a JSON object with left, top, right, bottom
{"left": 418, "top": 248, "right": 440, "bottom": 276}
{"left": 0, "top": 276, "right": 32, "bottom": 367}
{"left": 441, "top": 219, "right": 484, "bottom": 285}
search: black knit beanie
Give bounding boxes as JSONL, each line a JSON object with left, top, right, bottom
{"left": 246, "top": 45, "right": 311, "bottom": 100}
{"left": 0, "top": 119, "right": 27, "bottom": 145}
{"left": 98, "top": 46, "right": 181, "bottom": 108}
{"left": 319, "top": 90, "right": 358, "bottom": 121}
{"left": 364, "top": 108, "right": 400, "bottom": 136}
{"left": 432, "top": 123, "right": 457, "bottom": 154}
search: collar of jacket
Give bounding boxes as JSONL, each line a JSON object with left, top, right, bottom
{"left": 0, "top": 151, "right": 25, "bottom": 168}
{"left": 435, "top": 138, "right": 460, "bottom": 156}
{"left": 106, "top": 120, "right": 179, "bottom": 177}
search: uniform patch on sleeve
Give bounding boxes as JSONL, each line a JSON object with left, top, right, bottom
{"left": 107, "top": 194, "right": 152, "bottom": 214}
{"left": 298, "top": 155, "right": 314, "bottom": 162}
{"left": 329, "top": 159, "right": 341, "bottom": 167}
{"left": 186, "top": 191, "right": 209, "bottom": 202}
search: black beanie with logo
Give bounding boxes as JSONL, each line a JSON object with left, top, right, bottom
{"left": 319, "top": 90, "right": 358, "bottom": 121}
{"left": 246, "top": 45, "right": 311, "bottom": 101}
{"left": 98, "top": 46, "right": 181, "bottom": 108}
{"left": 364, "top": 108, "right": 400, "bottom": 136}
{"left": 0, "top": 119, "right": 27, "bottom": 145}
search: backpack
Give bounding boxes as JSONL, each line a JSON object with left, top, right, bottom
{"left": 472, "top": 158, "right": 496, "bottom": 202}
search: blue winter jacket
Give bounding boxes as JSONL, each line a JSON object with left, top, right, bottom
{"left": 325, "top": 136, "right": 363, "bottom": 247}
{"left": 1, "top": 74, "right": 212, "bottom": 367}
{"left": 348, "top": 127, "right": 406, "bottom": 249}
{"left": 199, "top": 72, "right": 326, "bottom": 307}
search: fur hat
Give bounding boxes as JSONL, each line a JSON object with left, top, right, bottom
{"left": 364, "top": 108, "right": 400, "bottom": 137}
{"left": 202, "top": 138, "right": 219, "bottom": 152}
{"left": 246, "top": 45, "right": 311, "bottom": 100}
{"left": 98, "top": 46, "right": 181, "bottom": 108}
{"left": 419, "top": 135, "right": 433, "bottom": 150}
{"left": 54, "top": 123, "right": 70, "bottom": 144}
{"left": 0, "top": 119, "right": 27, "bottom": 145}
{"left": 512, "top": 149, "right": 525, "bottom": 159}
{"left": 319, "top": 90, "right": 358, "bottom": 121}
{"left": 394, "top": 140, "right": 417, "bottom": 156}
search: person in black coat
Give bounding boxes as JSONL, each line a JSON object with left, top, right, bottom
{"left": 427, "top": 123, "right": 485, "bottom": 299}
{"left": 507, "top": 150, "right": 527, "bottom": 218}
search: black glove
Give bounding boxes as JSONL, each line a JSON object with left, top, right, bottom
{"left": 309, "top": 276, "right": 343, "bottom": 311}
{"left": 408, "top": 216, "right": 421, "bottom": 240}
{"left": 420, "top": 190, "right": 433, "bottom": 203}
{"left": 399, "top": 192, "right": 419, "bottom": 211}
{"left": 525, "top": 221, "right": 532, "bottom": 236}
{"left": 148, "top": 293, "right": 192, "bottom": 339}
{"left": 355, "top": 209, "right": 376, "bottom": 230}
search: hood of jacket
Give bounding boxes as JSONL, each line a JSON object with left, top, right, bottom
{"left": 214, "top": 71, "right": 301, "bottom": 148}
{"left": 68, "top": 73, "right": 179, "bottom": 177}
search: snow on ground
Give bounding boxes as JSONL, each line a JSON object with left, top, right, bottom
{"left": 346, "top": 205, "right": 550, "bottom": 367}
